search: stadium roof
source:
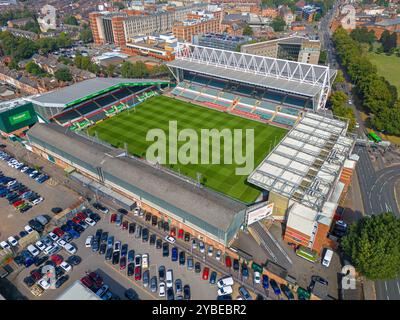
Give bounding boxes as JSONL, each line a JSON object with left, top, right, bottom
{"left": 247, "top": 113, "right": 354, "bottom": 211}
{"left": 168, "top": 43, "right": 336, "bottom": 105}
{"left": 27, "top": 78, "right": 169, "bottom": 109}
{"left": 27, "top": 123, "right": 247, "bottom": 233}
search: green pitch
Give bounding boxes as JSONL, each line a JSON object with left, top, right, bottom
{"left": 88, "top": 95, "right": 287, "bottom": 203}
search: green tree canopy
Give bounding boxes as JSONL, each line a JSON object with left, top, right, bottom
{"left": 25, "top": 61, "right": 45, "bottom": 77}
{"left": 342, "top": 212, "right": 400, "bottom": 280}
{"left": 242, "top": 24, "right": 253, "bottom": 36}
{"left": 80, "top": 25, "right": 93, "bottom": 43}
{"left": 63, "top": 15, "right": 79, "bottom": 26}
{"left": 271, "top": 16, "right": 286, "bottom": 32}
{"left": 54, "top": 67, "right": 72, "bottom": 82}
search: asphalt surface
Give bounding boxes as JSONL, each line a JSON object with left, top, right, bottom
{"left": 318, "top": 0, "right": 400, "bottom": 300}
{"left": 354, "top": 144, "right": 400, "bottom": 300}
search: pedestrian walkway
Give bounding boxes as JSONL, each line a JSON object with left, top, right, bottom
{"left": 249, "top": 221, "right": 292, "bottom": 270}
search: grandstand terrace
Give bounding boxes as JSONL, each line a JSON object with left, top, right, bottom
{"left": 167, "top": 43, "right": 336, "bottom": 128}
{"left": 27, "top": 78, "right": 169, "bottom": 128}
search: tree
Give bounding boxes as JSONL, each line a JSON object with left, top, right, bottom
{"left": 334, "top": 70, "right": 345, "bottom": 85}
{"left": 271, "top": 16, "right": 286, "bottom": 32}
{"left": 380, "top": 30, "right": 397, "bottom": 53}
{"left": 318, "top": 50, "right": 327, "bottom": 65}
{"left": 54, "top": 67, "right": 72, "bottom": 82}
{"left": 242, "top": 24, "right": 253, "bottom": 36}
{"left": 106, "top": 64, "right": 115, "bottom": 77}
{"left": 63, "top": 15, "right": 79, "bottom": 26}
{"left": 350, "top": 27, "right": 376, "bottom": 44}
{"left": 25, "top": 61, "right": 45, "bottom": 77}
{"left": 80, "top": 24, "right": 93, "bottom": 43}
{"left": 341, "top": 212, "right": 400, "bottom": 280}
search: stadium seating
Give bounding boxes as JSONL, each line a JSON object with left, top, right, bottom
{"left": 280, "top": 107, "right": 299, "bottom": 116}
{"left": 235, "top": 105, "right": 253, "bottom": 113}
{"left": 283, "top": 96, "right": 308, "bottom": 108}
{"left": 264, "top": 91, "right": 284, "bottom": 104}
{"left": 75, "top": 101, "right": 101, "bottom": 116}
{"left": 54, "top": 109, "right": 83, "bottom": 124}
{"left": 273, "top": 116, "right": 296, "bottom": 126}
{"left": 238, "top": 96, "right": 258, "bottom": 107}
{"left": 208, "top": 79, "right": 227, "bottom": 90}
{"left": 87, "top": 112, "right": 106, "bottom": 123}
{"left": 221, "top": 92, "right": 237, "bottom": 101}
{"left": 215, "top": 99, "right": 233, "bottom": 108}
{"left": 258, "top": 100, "right": 277, "bottom": 111}
{"left": 112, "top": 87, "right": 137, "bottom": 100}
{"left": 180, "top": 91, "right": 199, "bottom": 100}
{"left": 231, "top": 109, "right": 260, "bottom": 120}
{"left": 254, "top": 110, "right": 273, "bottom": 120}
{"left": 203, "top": 102, "right": 228, "bottom": 112}
{"left": 95, "top": 94, "right": 117, "bottom": 107}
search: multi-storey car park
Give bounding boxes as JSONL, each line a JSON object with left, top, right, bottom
{"left": 0, "top": 45, "right": 357, "bottom": 260}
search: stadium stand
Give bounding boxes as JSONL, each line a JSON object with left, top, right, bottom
{"left": 273, "top": 115, "right": 296, "bottom": 127}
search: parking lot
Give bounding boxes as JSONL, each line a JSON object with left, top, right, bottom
{"left": 1, "top": 142, "right": 294, "bottom": 301}
{"left": 12, "top": 207, "right": 221, "bottom": 300}
{"left": 0, "top": 151, "right": 80, "bottom": 244}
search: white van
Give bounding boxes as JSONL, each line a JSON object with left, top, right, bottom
{"left": 322, "top": 248, "right": 333, "bottom": 267}
{"left": 166, "top": 269, "right": 173, "bottom": 288}
{"left": 217, "top": 285, "right": 233, "bottom": 296}
{"left": 217, "top": 276, "right": 234, "bottom": 288}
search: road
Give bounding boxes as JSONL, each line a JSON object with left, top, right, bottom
{"left": 354, "top": 144, "right": 400, "bottom": 300}
{"left": 319, "top": 0, "right": 400, "bottom": 300}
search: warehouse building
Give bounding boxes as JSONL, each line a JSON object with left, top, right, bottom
{"left": 27, "top": 123, "right": 247, "bottom": 250}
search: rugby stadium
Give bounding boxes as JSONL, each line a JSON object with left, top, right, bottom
{"left": 0, "top": 44, "right": 356, "bottom": 254}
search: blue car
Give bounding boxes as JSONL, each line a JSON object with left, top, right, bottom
{"left": 209, "top": 271, "right": 217, "bottom": 284}
{"left": 241, "top": 263, "right": 249, "bottom": 279}
{"left": 262, "top": 275, "right": 269, "bottom": 289}
{"left": 67, "top": 229, "right": 80, "bottom": 239}
{"left": 269, "top": 279, "right": 281, "bottom": 295}
{"left": 171, "top": 247, "right": 178, "bottom": 262}
{"left": 107, "top": 236, "right": 114, "bottom": 248}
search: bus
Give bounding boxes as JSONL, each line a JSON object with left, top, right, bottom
{"left": 368, "top": 132, "right": 382, "bottom": 143}
{"left": 295, "top": 246, "right": 318, "bottom": 263}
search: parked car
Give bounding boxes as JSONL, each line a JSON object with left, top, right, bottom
{"left": 162, "top": 242, "right": 169, "bottom": 257}
{"left": 202, "top": 267, "right": 210, "bottom": 280}
{"left": 210, "top": 271, "right": 217, "bottom": 284}
{"left": 171, "top": 247, "right": 178, "bottom": 262}
{"left": 281, "top": 284, "right": 294, "bottom": 300}
{"left": 269, "top": 279, "right": 281, "bottom": 295}
{"left": 158, "top": 265, "right": 166, "bottom": 281}
{"left": 238, "top": 286, "right": 252, "bottom": 300}
{"left": 183, "top": 285, "right": 191, "bottom": 300}
{"left": 195, "top": 262, "right": 201, "bottom": 273}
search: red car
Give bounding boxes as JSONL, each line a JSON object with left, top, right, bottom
{"left": 30, "top": 269, "right": 42, "bottom": 281}
{"left": 120, "top": 256, "right": 127, "bottom": 270}
{"left": 80, "top": 276, "right": 94, "bottom": 289}
{"left": 53, "top": 227, "right": 64, "bottom": 237}
{"left": 202, "top": 267, "right": 210, "bottom": 280}
{"left": 72, "top": 216, "right": 82, "bottom": 224}
{"left": 89, "top": 272, "right": 103, "bottom": 287}
{"left": 12, "top": 200, "right": 24, "bottom": 208}
{"left": 110, "top": 213, "right": 117, "bottom": 223}
{"left": 178, "top": 229, "right": 184, "bottom": 239}
{"left": 134, "top": 266, "right": 141, "bottom": 281}
{"left": 50, "top": 254, "right": 63, "bottom": 266}
{"left": 225, "top": 256, "right": 232, "bottom": 268}
{"left": 122, "top": 221, "right": 128, "bottom": 230}
{"left": 170, "top": 227, "right": 176, "bottom": 237}
{"left": 77, "top": 211, "right": 87, "bottom": 220}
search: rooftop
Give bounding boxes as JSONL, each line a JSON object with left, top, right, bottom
{"left": 27, "top": 123, "right": 247, "bottom": 233}
{"left": 169, "top": 43, "right": 335, "bottom": 98}
{"left": 27, "top": 78, "right": 169, "bottom": 108}
{"left": 247, "top": 113, "right": 354, "bottom": 211}
{"left": 56, "top": 281, "right": 100, "bottom": 300}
